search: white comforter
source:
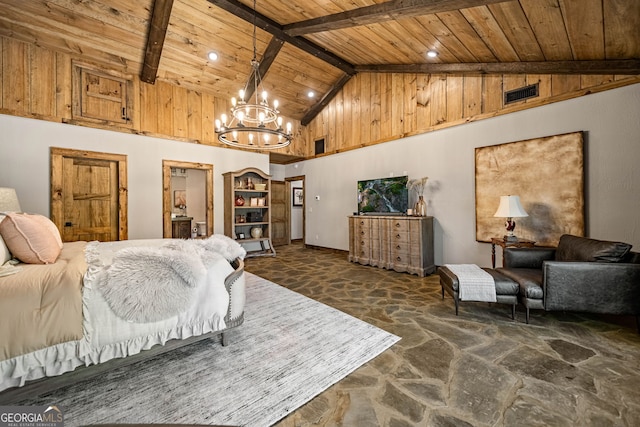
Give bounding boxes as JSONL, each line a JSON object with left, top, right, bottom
{"left": 80, "top": 239, "right": 235, "bottom": 359}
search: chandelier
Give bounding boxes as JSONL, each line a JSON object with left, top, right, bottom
{"left": 214, "top": 0, "right": 293, "bottom": 150}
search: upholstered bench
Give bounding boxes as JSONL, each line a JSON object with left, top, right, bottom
{"left": 438, "top": 266, "right": 520, "bottom": 319}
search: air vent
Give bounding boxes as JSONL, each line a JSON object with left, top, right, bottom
{"left": 504, "top": 83, "right": 539, "bottom": 105}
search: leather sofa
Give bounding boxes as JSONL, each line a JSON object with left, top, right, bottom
{"left": 498, "top": 234, "right": 640, "bottom": 329}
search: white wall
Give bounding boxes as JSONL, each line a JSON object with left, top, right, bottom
{"left": 285, "top": 84, "right": 640, "bottom": 267}
{"left": 2, "top": 84, "right": 639, "bottom": 262}
{"left": 0, "top": 115, "right": 269, "bottom": 239}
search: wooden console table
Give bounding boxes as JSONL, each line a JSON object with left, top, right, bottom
{"left": 491, "top": 237, "right": 535, "bottom": 268}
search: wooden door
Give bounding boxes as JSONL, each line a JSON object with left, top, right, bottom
{"left": 270, "top": 180, "right": 289, "bottom": 246}
{"left": 51, "top": 148, "right": 128, "bottom": 242}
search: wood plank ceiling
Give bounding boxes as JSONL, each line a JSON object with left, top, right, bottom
{"left": 0, "top": 0, "right": 638, "bottom": 125}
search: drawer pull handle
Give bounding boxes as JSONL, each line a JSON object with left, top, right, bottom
{"left": 360, "top": 221, "right": 365, "bottom": 225}
{"left": 396, "top": 245, "right": 401, "bottom": 249}
{"left": 396, "top": 234, "right": 401, "bottom": 238}
{"left": 396, "top": 256, "right": 402, "bottom": 261}
{"left": 361, "top": 241, "right": 365, "bottom": 245}
{"left": 395, "top": 223, "right": 401, "bottom": 227}
{"left": 360, "top": 231, "right": 365, "bottom": 235}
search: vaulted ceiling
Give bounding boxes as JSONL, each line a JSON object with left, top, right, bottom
{"left": 1, "top": 0, "right": 638, "bottom": 125}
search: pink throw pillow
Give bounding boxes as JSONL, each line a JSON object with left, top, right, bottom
{"left": 0, "top": 213, "right": 63, "bottom": 264}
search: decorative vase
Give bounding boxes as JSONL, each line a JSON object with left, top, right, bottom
{"left": 234, "top": 194, "right": 245, "bottom": 206}
{"left": 250, "top": 227, "right": 263, "bottom": 239}
{"left": 415, "top": 195, "right": 427, "bottom": 216}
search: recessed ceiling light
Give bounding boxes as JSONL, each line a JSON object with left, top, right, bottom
{"left": 207, "top": 51, "right": 218, "bottom": 61}
{"left": 426, "top": 50, "right": 438, "bottom": 58}
{"left": 308, "top": 91, "right": 315, "bottom": 98}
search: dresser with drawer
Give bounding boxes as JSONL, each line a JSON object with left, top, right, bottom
{"left": 348, "top": 215, "right": 435, "bottom": 277}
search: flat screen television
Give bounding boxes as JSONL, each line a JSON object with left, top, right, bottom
{"left": 357, "top": 176, "right": 408, "bottom": 215}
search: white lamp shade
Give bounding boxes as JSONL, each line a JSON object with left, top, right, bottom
{"left": 0, "top": 187, "right": 21, "bottom": 212}
{"left": 493, "top": 195, "right": 528, "bottom": 218}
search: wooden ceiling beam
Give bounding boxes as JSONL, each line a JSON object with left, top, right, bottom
{"left": 354, "top": 60, "right": 640, "bottom": 75}
{"left": 206, "top": 0, "right": 356, "bottom": 75}
{"left": 283, "top": 0, "right": 509, "bottom": 36}
{"left": 301, "top": 73, "right": 354, "bottom": 126}
{"left": 141, "top": 0, "right": 174, "bottom": 84}
{"left": 244, "top": 37, "right": 285, "bottom": 101}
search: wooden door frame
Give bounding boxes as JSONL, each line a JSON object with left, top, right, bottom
{"left": 285, "top": 175, "right": 305, "bottom": 243}
{"left": 162, "top": 160, "right": 213, "bottom": 238}
{"left": 51, "top": 147, "right": 128, "bottom": 240}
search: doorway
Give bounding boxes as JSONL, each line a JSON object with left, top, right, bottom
{"left": 286, "top": 175, "right": 305, "bottom": 243}
{"left": 50, "top": 147, "right": 128, "bottom": 242}
{"left": 162, "top": 160, "right": 214, "bottom": 238}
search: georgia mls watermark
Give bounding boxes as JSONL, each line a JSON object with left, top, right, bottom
{"left": 0, "top": 406, "right": 63, "bottom": 427}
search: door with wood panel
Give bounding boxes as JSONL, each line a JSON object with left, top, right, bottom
{"left": 270, "top": 180, "right": 289, "bottom": 246}
{"left": 51, "top": 147, "right": 128, "bottom": 242}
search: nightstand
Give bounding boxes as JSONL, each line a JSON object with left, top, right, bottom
{"left": 491, "top": 237, "right": 535, "bottom": 268}
{"left": 171, "top": 216, "right": 193, "bottom": 239}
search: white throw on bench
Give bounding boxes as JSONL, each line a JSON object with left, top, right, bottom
{"left": 444, "top": 264, "right": 496, "bottom": 302}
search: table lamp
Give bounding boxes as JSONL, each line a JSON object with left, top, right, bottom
{"left": 494, "top": 195, "right": 528, "bottom": 242}
{"left": 0, "top": 187, "right": 21, "bottom": 213}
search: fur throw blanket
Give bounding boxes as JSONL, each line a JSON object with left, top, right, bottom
{"left": 97, "top": 235, "right": 245, "bottom": 323}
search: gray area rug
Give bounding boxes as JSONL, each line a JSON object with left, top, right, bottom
{"left": 14, "top": 272, "right": 400, "bottom": 426}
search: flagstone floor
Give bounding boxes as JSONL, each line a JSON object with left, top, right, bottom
{"left": 244, "top": 242, "right": 640, "bottom": 427}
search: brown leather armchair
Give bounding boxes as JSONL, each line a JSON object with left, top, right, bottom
{"left": 497, "top": 234, "right": 640, "bottom": 329}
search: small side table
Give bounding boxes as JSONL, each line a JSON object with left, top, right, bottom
{"left": 491, "top": 237, "right": 535, "bottom": 268}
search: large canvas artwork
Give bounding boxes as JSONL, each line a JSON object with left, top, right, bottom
{"left": 475, "top": 132, "right": 584, "bottom": 247}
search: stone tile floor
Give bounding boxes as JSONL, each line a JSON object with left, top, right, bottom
{"left": 244, "top": 242, "right": 640, "bottom": 427}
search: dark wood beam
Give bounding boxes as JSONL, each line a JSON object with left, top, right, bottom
{"left": 140, "top": 0, "right": 174, "bottom": 84}
{"left": 354, "top": 60, "right": 640, "bottom": 75}
{"left": 206, "top": 0, "right": 356, "bottom": 75}
{"left": 243, "top": 37, "right": 285, "bottom": 101}
{"left": 284, "top": 0, "right": 508, "bottom": 36}
{"left": 301, "top": 73, "right": 354, "bottom": 126}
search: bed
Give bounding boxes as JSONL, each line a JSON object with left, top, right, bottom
{"left": 0, "top": 213, "right": 246, "bottom": 393}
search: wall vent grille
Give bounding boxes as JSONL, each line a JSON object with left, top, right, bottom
{"left": 504, "top": 83, "right": 539, "bottom": 105}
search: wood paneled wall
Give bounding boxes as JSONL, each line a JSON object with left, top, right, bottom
{"left": 302, "top": 72, "right": 640, "bottom": 158}
{"left": 0, "top": 36, "right": 304, "bottom": 157}
{"left": 1, "top": 36, "right": 639, "bottom": 160}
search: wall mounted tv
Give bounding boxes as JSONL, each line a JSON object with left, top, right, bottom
{"left": 357, "top": 176, "right": 408, "bottom": 215}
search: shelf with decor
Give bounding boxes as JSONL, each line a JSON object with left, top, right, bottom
{"left": 223, "top": 167, "right": 275, "bottom": 257}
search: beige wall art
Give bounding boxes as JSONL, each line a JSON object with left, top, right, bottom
{"left": 475, "top": 131, "right": 585, "bottom": 247}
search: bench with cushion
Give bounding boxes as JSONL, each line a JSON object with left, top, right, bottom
{"left": 438, "top": 266, "right": 520, "bottom": 319}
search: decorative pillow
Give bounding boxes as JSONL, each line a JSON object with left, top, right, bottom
{"left": 555, "top": 234, "right": 632, "bottom": 263}
{"left": 0, "top": 213, "right": 62, "bottom": 264}
{"left": 0, "top": 215, "right": 11, "bottom": 265}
